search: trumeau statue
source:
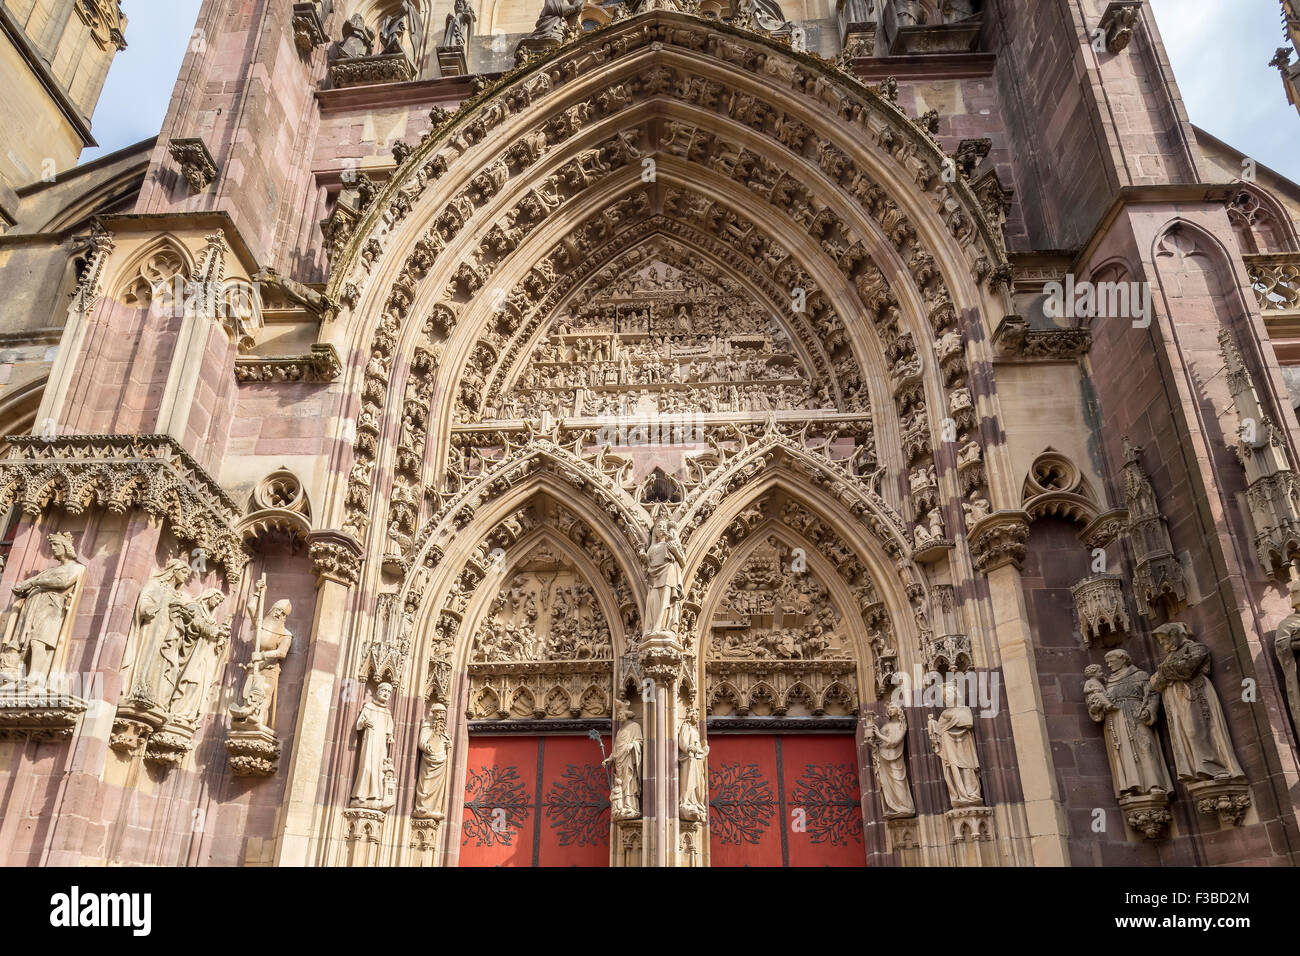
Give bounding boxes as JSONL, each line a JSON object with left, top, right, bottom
{"left": 352, "top": 681, "right": 396, "bottom": 810}
{"left": 0, "top": 533, "right": 86, "bottom": 689}
{"left": 121, "top": 558, "right": 192, "bottom": 707}
{"left": 678, "top": 707, "right": 709, "bottom": 821}
{"left": 927, "top": 681, "right": 983, "bottom": 807}
{"left": 230, "top": 577, "right": 293, "bottom": 730}
{"left": 1085, "top": 650, "right": 1173, "bottom": 798}
{"left": 863, "top": 704, "right": 916, "bottom": 818}
{"left": 644, "top": 509, "right": 685, "bottom": 638}
{"left": 1274, "top": 581, "right": 1300, "bottom": 727}
{"left": 605, "top": 699, "right": 643, "bottom": 820}
{"left": 413, "top": 703, "right": 451, "bottom": 820}
{"left": 1150, "top": 623, "right": 1245, "bottom": 782}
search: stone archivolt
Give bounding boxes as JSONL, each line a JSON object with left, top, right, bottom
{"left": 322, "top": 12, "right": 1007, "bottom": 584}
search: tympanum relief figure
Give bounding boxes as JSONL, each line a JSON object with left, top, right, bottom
{"left": 0, "top": 533, "right": 86, "bottom": 691}
{"left": 864, "top": 703, "right": 916, "bottom": 818}
{"left": 352, "top": 681, "right": 396, "bottom": 811}
{"left": 605, "top": 699, "right": 643, "bottom": 821}
{"left": 927, "top": 681, "right": 983, "bottom": 808}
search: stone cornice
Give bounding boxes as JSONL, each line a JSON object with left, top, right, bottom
{"left": 0, "top": 434, "right": 246, "bottom": 584}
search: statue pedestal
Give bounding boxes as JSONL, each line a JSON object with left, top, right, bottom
{"left": 144, "top": 719, "right": 198, "bottom": 768}
{"left": 946, "top": 805, "right": 996, "bottom": 865}
{"left": 616, "top": 819, "right": 643, "bottom": 867}
{"left": 437, "top": 45, "right": 468, "bottom": 76}
{"left": 226, "top": 722, "right": 282, "bottom": 777}
{"left": 342, "top": 807, "right": 386, "bottom": 866}
{"left": 1118, "top": 790, "right": 1171, "bottom": 839}
{"left": 1185, "top": 778, "right": 1252, "bottom": 828}
{"left": 0, "top": 689, "right": 86, "bottom": 741}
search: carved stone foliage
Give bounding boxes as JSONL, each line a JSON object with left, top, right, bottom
{"left": 0, "top": 436, "right": 246, "bottom": 586}
{"left": 466, "top": 542, "right": 614, "bottom": 721}
{"left": 1120, "top": 439, "right": 1187, "bottom": 617}
{"left": 1097, "top": 1, "right": 1142, "bottom": 54}
{"left": 703, "top": 536, "right": 859, "bottom": 718}
{"left": 991, "top": 314, "right": 1091, "bottom": 360}
{"left": 234, "top": 343, "right": 343, "bottom": 383}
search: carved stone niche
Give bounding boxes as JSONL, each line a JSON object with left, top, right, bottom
{"left": 168, "top": 137, "right": 218, "bottom": 193}
{"left": 292, "top": 1, "right": 329, "bottom": 54}
{"left": 1070, "top": 574, "right": 1131, "bottom": 648}
{"left": 880, "top": 0, "right": 982, "bottom": 55}
{"left": 1121, "top": 440, "right": 1187, "bottom": 618}
{"left": 1097, "top": 0, "right": 1142, "bottom": 54}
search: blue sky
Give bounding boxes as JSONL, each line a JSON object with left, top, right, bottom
{"left": 81, "top": 0, "right": 1299, "bottom": 185}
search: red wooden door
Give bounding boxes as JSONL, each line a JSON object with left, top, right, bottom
{"left": 460, "top": 734, "right": 612, "bottom": 867}
{"left": 707, "top": 733, "right": 865, "bottom": 867}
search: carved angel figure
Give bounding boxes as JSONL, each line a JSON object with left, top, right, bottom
{"left": 864, "top": 704, "right": 916, "bottom": 818}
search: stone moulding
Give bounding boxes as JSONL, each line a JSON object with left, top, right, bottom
{"left": 0, "top": 435, "right": 246, "bottom": 585}
{"left": 0, "top": 690, "right": 87, "bottom": 741}
{"left": 234, "top": 343, "right": 343, "bottom": 383}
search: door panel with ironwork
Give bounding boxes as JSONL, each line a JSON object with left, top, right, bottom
{"left": 707, "top": 733, "right": 864, "bottom": 867}
{"left": 460, "top": 734, "right": 612, "bottom": 867}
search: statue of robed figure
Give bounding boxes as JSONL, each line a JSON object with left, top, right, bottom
{"left": 604, "top": 699, "right": 643, "bottom": 820}
{"left": 0, "top": 533, "right": 86, "bottom": 690}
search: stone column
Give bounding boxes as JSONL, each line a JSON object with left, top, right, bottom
{"left": 272, "top": 529, "right": 362, "bottom": 866}
{"left": 967, "top": 510, "right": 1070, "bottom": 866}
{"left": 637, "top": 633, "right": 684, "bottom": 867}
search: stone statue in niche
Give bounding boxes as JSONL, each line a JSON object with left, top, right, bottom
{"left": 1150, "top": 623, "right": 1245, "bottom": 782}
{"left": 352, "top": 681, "right": 396, "bottom": 811}
{"left": 521, "top": 0, "right": 582, "bottom": 46}
{"left": 1085, "top": 650, "right": 1173, "bottom": 798}
{"left": 0, "top": 533, "right": 86, "bottom": 689}
{"left": 927, "top": 681, "right": 983, "bottom": 807}
{"left": 443, "top": 0, "right": 474, "bottom": 48}
{"left": 230, "top": 577, "right": 293, "bottom": 730}
{"left": 644, "top": 510, "right": 685, "bottom": 638}
{"left": 167, "top": 589, "right": 230, "bottom": 725}
{"left": 378, "top": 0, "right": 420, "bottom": 56}
{"left": 121, "top": 558, "right": 192, "bottom": 707}
{"left": 338, "top": 13, "right": 375, "bottom": 58}
{"left": 678, "top": 707, "right": 710, "bottom": 821}
{"left": 863, "top": 704, "right": 916, "bottom": 818}
{"left": 413, "top": 703, "right": 451, "bottom": 821}
{"left": 1274, "top": 581, "right": 1300, "bottom": 727}
{"left": 605, "top": 699, "right": 643, "bottom": 820}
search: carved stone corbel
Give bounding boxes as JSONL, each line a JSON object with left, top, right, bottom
{"left": 168, "top": 137, "right": 218, "bottom": 193}
{"left": 291, "top": 1, "right": 328, "bottom": 54}
{"left": 1070, "top": 574, "right": 1131, "bottom": 647}
{"left": 1097, "top": 1, "right": 1142, "bottom": 54}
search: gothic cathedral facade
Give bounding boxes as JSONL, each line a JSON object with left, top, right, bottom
{"left": 0, "top": 0, "right": 1298, "bottom": 867}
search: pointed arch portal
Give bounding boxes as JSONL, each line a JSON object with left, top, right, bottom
{"left": 323, "top": 6, "right": 1013, "bottom": 868}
